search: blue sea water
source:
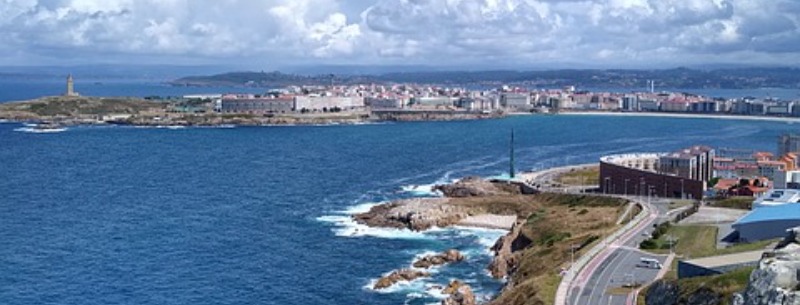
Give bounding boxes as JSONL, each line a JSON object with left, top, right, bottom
{"left": 1, "top": 115, "right": 799, "bottom": 305}
{"left": 0, "top": 78, "right": 268, "bottom": 103}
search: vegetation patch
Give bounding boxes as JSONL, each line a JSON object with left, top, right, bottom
{"left": 641, "top": 224, "right": 775, "bottom": 258}
{"left": 709, "top": 196, "right": 754, "bottom": 210}
{"left": 641, "top": 267, "right": 755, "bottom": 305}
{"left": 554, "top": 166, "right": 599, "bottom": 186}
{"left": 485, "top": 193, "right": 625, "bottom": 305}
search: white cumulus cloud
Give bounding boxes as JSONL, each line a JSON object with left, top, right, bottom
{"left": 0, "top": 0, "right": 797, "bottom": 67}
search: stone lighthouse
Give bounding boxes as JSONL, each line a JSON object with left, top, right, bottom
{"left": 65, "top": 74, "right": 79, "bottom": 97}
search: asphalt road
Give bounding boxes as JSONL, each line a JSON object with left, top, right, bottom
{"left": 567, "top": 197, "right": 672, "bottom": 305}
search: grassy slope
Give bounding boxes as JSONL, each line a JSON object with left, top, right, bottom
{"left": 470, "top": 193, "right": 628, "bottom": 305}
{"left": 709, "top": 197, "right": 754, "bottom": 210}
{"left": 554, "top": 166, "right": 600, "bottom": 186}
{"left": 637, "top": 224, "right": 773, "bottom": 305}
{"left": 638, "top": 267, "right": 755, "bottom": 305}
{"left": 0, "top": 96, "right": 163, "bottom": 117}
{"left": 648, "top": 225, "right": 775, "bottom": 259}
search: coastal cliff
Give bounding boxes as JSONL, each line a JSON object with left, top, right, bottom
{"left": 355, "top": 177, "right": 629, "bottom": 305}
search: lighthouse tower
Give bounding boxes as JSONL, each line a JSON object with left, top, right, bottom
{"left": 65, "top": 74, "right": 79, "bottom": 97}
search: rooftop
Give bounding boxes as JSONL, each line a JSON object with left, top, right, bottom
{"left": 734, "top": 203, "right": 800, "bottom": 226}
{"left": 684, "top": 250, "right": 764, "bottom": 269}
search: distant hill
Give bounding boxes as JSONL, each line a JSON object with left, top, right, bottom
{"left": 171, "top": 67, "right": 800, "bottom": 89}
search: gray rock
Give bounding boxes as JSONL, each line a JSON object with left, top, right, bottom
{"left": 734, "top": 226, "right": 800, "bottom": 305}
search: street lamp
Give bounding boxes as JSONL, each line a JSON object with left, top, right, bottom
{"left": 680, "top": 179, "right": 685, "bottom": 200}
{"left": 666, "top": 235, "right": 677, "bottom": 253}
{"left": 624, "top": 179, "right": 629, "bottom": 197}
{"left": 639, "top": 177, "right": 645, "bottom": 197}
{"left": 570, "top": 244, "right": 580, "bottom": 276}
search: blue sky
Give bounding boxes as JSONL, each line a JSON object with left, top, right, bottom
{"left": 1, "top": 0, "right": 799, "bottom": 69}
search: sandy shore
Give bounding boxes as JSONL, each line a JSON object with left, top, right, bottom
{"left": 458, "top": 214, "right": 518, "bottom": 230}
{"left": 561, "top": 111, "right": 800, "bottom": 123}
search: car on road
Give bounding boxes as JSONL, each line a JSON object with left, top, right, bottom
{"left": 636, "top": 257, "right": 662, "bottom": 269}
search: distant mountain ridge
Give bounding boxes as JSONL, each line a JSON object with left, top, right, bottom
{"left": 171, "top": 67, "right": 800, "bottom": 89}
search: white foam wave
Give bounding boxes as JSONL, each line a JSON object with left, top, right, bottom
{"left": 14, "top": 127, "right": 67, "bottom": 133}
{"left": 399, "top": 183, "right": 441, "bottom": 197}
{"left": 364, "top": 274, "right": 433, "bottom": 294}
{"left": 342, "top": 202, "right": 381, "bottom": 214}
{"left": 316, "top": 215, "right": 432, "bottom": 240}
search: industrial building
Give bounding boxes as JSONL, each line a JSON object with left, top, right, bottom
{"left": 732, "top": 202, "right": 800, "bottom": 242}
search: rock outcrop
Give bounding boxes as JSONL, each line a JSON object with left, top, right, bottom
{"left": 435, "top": 176, "right": 522, "bottom": 198}
{"left": 353, "top": 198, "right": 469, "bottom": 231}
{"left": 373, "top": 269, "right": 430, "bottom": 290}
{"left": 441, "top": 280, "right": 476, "bottom": 305}
{"left": 644, "top": 280, "right": 722, "bottom": 305}
{"left": 413, "top": 249, "right": 465, "bottom": 269}
{"left": 488, "top": 222, "right": 533, "bottom": 279}
{"left": 487, "top": 221, "right": 532, "bottom": 279}
{"left": 733, "top": 227, "right": 800, "bottom": 305}
{"left": 645, "top": 280, "right": 680, "bottom": 305}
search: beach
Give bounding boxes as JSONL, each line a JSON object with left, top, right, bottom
{"left": 562, "top": 111, "right": 800, "bottom": 123}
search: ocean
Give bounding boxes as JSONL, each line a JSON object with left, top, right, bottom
{"left": 1, "top": 114, "right": 798, "bottom": 305}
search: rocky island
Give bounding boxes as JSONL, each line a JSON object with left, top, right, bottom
{"left": 355, "top": 176, "right": 632, "bottom": 305}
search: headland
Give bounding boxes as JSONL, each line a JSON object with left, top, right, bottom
{"left": 0, "top": 96, "right": 504, "bottom": 127}
{"left": 352, "top": 174, "right": 633, "bottom": 305}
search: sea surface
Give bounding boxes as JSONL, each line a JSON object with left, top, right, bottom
{"left": 1, "top": 114, "right": 799, "bottom": 305}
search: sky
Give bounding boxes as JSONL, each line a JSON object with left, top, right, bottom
{"left": 1, "top": 0, "right": 800, "bottom": 69}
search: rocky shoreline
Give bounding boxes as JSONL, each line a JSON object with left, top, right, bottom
{"left": 355, "top": 175, "right": 628, "bottom": 305}
{"left": 0, "top": 96, "right": 506, "bottom": 128}
{"left": 355, "top": 177, "right": 538, "bottom": 305}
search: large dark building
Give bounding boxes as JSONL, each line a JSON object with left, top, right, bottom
{"left": 599, "top": 148, "right": 713, "bottom": 200}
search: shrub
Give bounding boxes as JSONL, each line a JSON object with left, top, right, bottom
{"left": 640, "top": 239, "right": 658, "bottom": 249}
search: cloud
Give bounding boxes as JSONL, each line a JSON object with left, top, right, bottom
{"left": 0, "top": 0, "right": 798, "bottom": 67}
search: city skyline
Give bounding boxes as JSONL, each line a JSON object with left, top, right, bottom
{"left": 1, "top": 0, "right": 799, "bottom": 69}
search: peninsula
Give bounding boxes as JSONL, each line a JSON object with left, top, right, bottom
{"left": 354, "top": 176, "right": 633, "bottom": 305}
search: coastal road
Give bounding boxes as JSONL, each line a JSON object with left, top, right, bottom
{"left": 567, "top": 196, "right": 672, "bottom": 305}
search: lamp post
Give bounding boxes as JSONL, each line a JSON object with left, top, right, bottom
{"left": 640, "top": 177, "right": 645, "bottom": 198}
{"left": 680, "top": 179, "right": 685, "bottom": 199}
{"left": 624, "top": 179, "right": 629, "bottom": 197}
{"left": 570, "top": 244, "right": 579, "bottom": 276}
{"left": 666, "top": 234, "right": 677, "bottom": 254}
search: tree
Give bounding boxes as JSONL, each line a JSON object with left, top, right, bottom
{"left": 739, "top": 179, "right": 750, "bottom": 187}
{"left": 708, "top": 177, "right": 721, "bottom": 187}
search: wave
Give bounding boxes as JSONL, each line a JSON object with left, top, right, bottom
{"left": 399, "top": 184, "right": 442, "bottom": 197}
{"left": 14, "top": 127, "right": 67, "bottom": 133}
{"left": 315, "top": 215, "right": 434, "bottom": 240}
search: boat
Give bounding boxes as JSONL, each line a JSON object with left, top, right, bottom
{"left": 34, "top": 122, "right": 67, "bottom": 132}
